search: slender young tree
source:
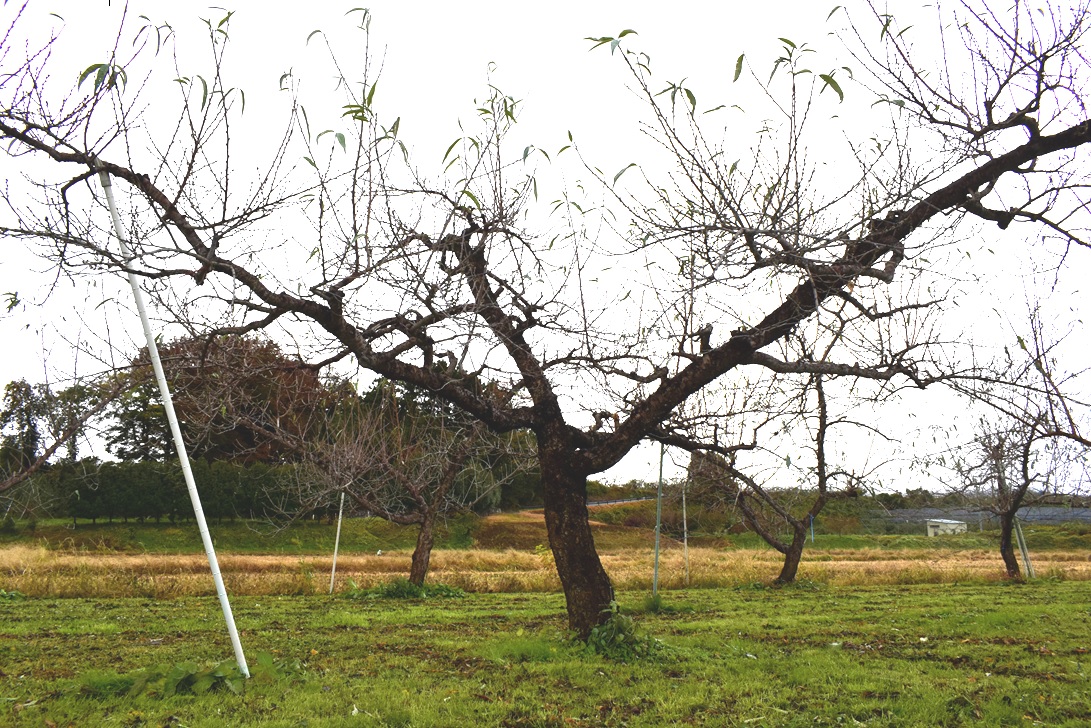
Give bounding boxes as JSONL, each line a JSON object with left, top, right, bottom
{"left": 942, "top": 314, "right": 1090, "bottom": 578}
{"left": 686, "top": 373, "right": 874, "bottom": 584}
{"left": 1, "top": 2, "right": 1089, "bottom": 636}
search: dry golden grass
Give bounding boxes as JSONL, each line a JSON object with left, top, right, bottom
{"left": 3, "top": 542, "right": 1090, "bottom": 598}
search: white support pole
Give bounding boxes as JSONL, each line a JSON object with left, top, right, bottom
{"left": 97, "top": 166, "right": 249, "bottom": 678}
{"left": 681, "top": 477, "right": 689, "bottom": 586}
{"left": 329, "top": 491, "right": 346, "bottom": 594}
{"left": 652, "top": 442, "right": 665, "bottom": 598}
{"left": 1014, "top": 516, "right": 1035, "bottom": 579}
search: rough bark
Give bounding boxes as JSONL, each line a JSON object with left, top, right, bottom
{"left": 540, "top": 453, "right": 614, "bottom": 640}
{"left": 774, "top": 527, "right": 809, "bottom": 584}
{"left": 408, "top": 509, "right": 436, "bottom": 587}
{"left": 998, "top": 512, "right": 1022, "bottom": 580}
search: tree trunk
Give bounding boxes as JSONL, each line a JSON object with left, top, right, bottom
{"left": 774, "top": 525, "right": 808, "bottom": 584}
{"left": 540, "top": 456, "right": 614, "bottom": 640}
{"left": 408, "top": 510, "right": 436, "bottom": 587}
{"left": 998, "top": 511, "right": 1022, "bottom": 579}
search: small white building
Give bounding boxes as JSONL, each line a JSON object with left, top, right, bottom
{"left": 926, "top": 519, "right": 967, "bottom": 536}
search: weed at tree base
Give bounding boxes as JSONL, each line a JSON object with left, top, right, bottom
{"left": 584, "top": 602, "right": 665, "bottom": 661}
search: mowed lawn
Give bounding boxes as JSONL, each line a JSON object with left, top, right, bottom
{"left": 1, "top": 581, "right": 1089, "bottom": 727}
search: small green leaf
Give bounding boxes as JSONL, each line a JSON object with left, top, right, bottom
{"left": 342, "top": 104, "right": 369, "bottom": 121}
{"left": 442, "top": 138, "right": 460, "bottom": 163}
{"left": 819, "top": 74, "right": 844, "bottom": 102}
{"left": 197, "top": 75, "right": 208, "bottom": 110}
{"left": 365, "top": 81, "right": 377, "bottom": 107}
{"left": 460, "top": 189, "right": 482, "bottom": 209}
{"left": 303, "top": 156, "right": 317, "bottom": 169}
{"left": 307, "top": 29, "right": 323, "bottom": 44}
{"left": 879, "top": 14, "right": 894, "bottom": 41}
{"left": 684, "top": 87, "right": 696, "bottom": 110}
{"left": 872, "top": 97, "right": 905, "bottom": 108}
{"left": 335, "top": 132, "right": 346, "bottom": 151}
{"left": 612, "top": 163, "right": 637, "bottom": 186}
{"left": 827, "top": 5, "right": 842, "bottom": 20}
{"left": 300, "top": 105, "right": 311, "bottom": 139}
{"left": 78, "top": 63, "right": 103, "bottom": 89}
{"left": 586, "top": 35, "right": 613, "bottom": 51}
{"left": 733, "top": 54, "right": 745, "bottom": 82}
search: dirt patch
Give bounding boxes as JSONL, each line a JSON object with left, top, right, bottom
{"left": 473, "top": 512, "right": 549, "bottom": 550}
{"left": 472, "top": 511, "right": 659, "bottom": 550}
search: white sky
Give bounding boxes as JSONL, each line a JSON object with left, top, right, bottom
{"left": 1, "top": 1, "right": 1088, "bottom": 487}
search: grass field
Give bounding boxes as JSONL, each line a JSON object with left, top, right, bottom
{"left": 2, "top": 583, "right": 1089, "bottom": 726}
{"left": 1, "top": 514, "right": 1090, "bottom": 726}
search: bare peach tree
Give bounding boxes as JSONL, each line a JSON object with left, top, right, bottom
{"left": 938, "top": 312, "right": 1090, "bottom": 578}
{"left": 685, "top": 371, "right": 882, "bottom": 584}
{"left": 1, "top": 2, "right": 1089, "bottom": 636}
{"left": 289, "top": 380, "right": 533, "bottom": 587}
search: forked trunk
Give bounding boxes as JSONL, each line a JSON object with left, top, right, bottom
{"left": 998, "top": 512, "right": 1022, "bottom": 580}
{"left": 774, "top": 526, "right": 808, "bottom": 584}
{"left": 408, "top": 510, "right": 437, "bottom": 587}
{"left": 540, "top": 456, "right": 614, "bottom": 640}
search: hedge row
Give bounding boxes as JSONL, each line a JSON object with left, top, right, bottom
{"left": 35, "top": 459, "right": 303, "bottom": 524}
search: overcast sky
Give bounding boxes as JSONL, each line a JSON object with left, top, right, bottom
{"left": 1, "top": 1, "right": 1087, "bottom": 487}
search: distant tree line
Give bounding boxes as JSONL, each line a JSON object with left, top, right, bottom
{"left": 0, "top": 335, "right": 545, "bottom": 526}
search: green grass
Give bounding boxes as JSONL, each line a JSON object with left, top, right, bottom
{"left": 2, "top": 582, "right": 1090, "bottom": 726}
{"left": 7, "top": 516, "right": 1091, "bottom": 556}
{"left": 0, "top": 515, "right": 477, "bottom": 554}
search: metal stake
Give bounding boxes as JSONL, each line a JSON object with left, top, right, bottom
{"left": 97, "top": 166, "right": 249, "bottom": 677}
{"left": 1014, "top": 516, "right": 1035, "bottom": 579}
{"left": 653, "top": 442, "right": 664, "bottom": 597}
{"left": 330, "top": 491, "right": 346, "bottom": 594}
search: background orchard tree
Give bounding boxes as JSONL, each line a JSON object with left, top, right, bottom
{"left": 1, "top": 2, "right": 1089, "bottom": 637}
{"left": 684, "top": 372, "right": 879, "bottom": 584}
{"left": 0, "top": 376, "right": 120, "bottom": 496}
{"left": 937, "top": 313, "right": 1090, "bottom": 578}
{"left": 290, "top": 378, "right": 535, "bottom": 586}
